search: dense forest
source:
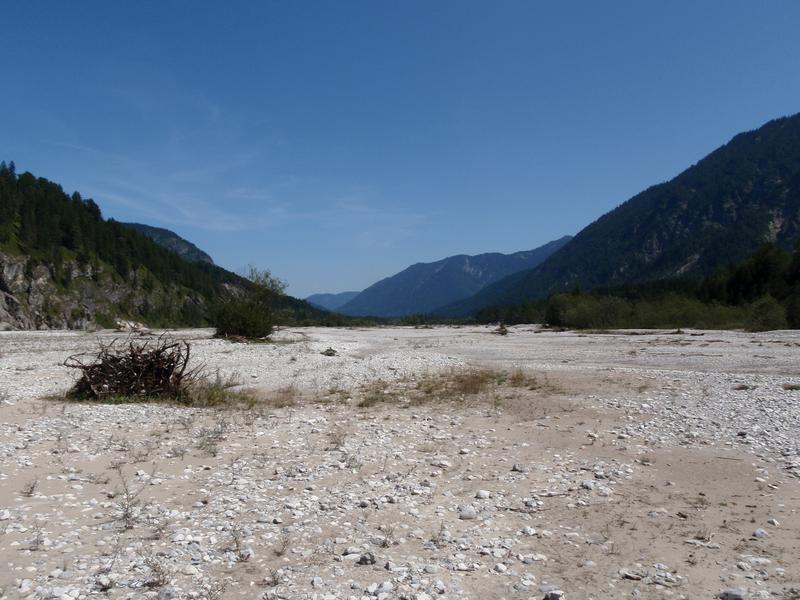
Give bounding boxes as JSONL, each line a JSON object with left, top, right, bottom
{"left": 0, "top": 161, "right": 239, "bottom": 294}
{"left": 0, "top": 162, "right": 332, "bottom": 328}
{"left": 477, "top": 243, "right": 800, "bottom": 331}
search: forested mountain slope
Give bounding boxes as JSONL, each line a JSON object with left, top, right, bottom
{"left": 0, "top": 162, "right": 323, "bottom": 329}
{"left": 122, "top": 222, "right": 214, "bottom": 264}
{"left": 440, "top": 113, "right": 800, "bottom": 316}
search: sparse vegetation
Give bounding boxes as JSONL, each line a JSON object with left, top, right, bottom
{"left": 355, "top": 368, "right": 519, "bottom": 408}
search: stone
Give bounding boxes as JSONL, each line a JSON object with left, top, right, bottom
{"left": 358, "top": 552, "right": 376, "bottom": 565}
{"left": 475, "top": 490, "right": 491, "bottom": 499}
{"left": 719, "top": 590, "right": 746, "bottom": 600}
{"left": 459, "top": 506, "right": 478, "bottom": 520}
{"left": 157, "top": 586, "right": 178, "bottom": 600}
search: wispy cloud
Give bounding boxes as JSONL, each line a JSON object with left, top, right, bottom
{"left": 37, "top": 62, "right": 430, "bottom": 248}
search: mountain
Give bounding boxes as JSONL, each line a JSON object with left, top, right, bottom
{"left": 306, "top": 291, "right": 361, "bottom": 312}
{"left": 122, "top": 222, "right": 214, "bottom": 264}
{"left": 337, "top": 236, "right": 572, "bottom": 317}
{"left": 0, "top": 162, "right": 327, "bottom": 329}
{"left": 439, "top": 113, "right": 800, "bottom": 316}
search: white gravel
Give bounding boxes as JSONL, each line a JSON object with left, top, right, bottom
{"left": 0, "top": 325, "right": 798, "bottom": 599}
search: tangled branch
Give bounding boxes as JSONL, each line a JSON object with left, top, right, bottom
{"left": 64, "top": 335, "right": 200, "bottom": 401}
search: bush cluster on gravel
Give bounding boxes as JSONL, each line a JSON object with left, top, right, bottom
{"left": 62, "top": 336, "right": 255, "bottom": 407}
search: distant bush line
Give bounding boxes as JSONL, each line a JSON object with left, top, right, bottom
{"left": 476, "top": 243, "right": 800, "bottom": 331}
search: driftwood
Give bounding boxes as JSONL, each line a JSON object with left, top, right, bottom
{"left": 64, "top": 335, "right": 199, "bottom": 400}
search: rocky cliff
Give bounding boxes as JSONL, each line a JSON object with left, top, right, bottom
{"left": 0, "top": 252, "right": 206, "bottom": 330}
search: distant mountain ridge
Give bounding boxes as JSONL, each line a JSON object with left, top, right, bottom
{"left": 337, "top": 236, "right": 572, "bottom": 317}
{"left": 306, "top": 291, "right": 361, "bottom": 311}
{"left": 439, "top": 113, "right": 800, "bottom": 316}
{"left": 123, "top": 223, "right": 214, "bottom": 264}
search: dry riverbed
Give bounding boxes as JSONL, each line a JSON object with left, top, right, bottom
{"left": 0, "top": 325, "right": 799, "bottom": 600}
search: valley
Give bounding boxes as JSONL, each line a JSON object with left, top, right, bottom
{"left": 1, "top": 326, "right": 798, "bottom": 599}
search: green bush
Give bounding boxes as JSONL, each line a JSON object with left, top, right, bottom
{"left": 213, "top": 293, "right": 274, "bottom": 339}
{"left": 745, "top": 295, "right": 788, "bottom": 332}
{"left": 212, "top": 266, "right": 285, "bottom": 339}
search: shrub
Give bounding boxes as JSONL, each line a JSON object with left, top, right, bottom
{"left": 745, "top": 295, "right": 788, "bottom": 332}
{"left": 213, "top": 266, "right": 285, "bottom": 340}
{"left": 212, "top": 293, "right": 274, "bottom": 339}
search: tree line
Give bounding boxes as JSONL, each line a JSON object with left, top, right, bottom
{"left": 476, "top": 242, "right": 800, "bottom": 331}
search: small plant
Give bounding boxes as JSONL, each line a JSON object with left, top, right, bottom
{"left": 272, "top": 532, "right": 290, "bottom": 557}
{"left": 139, "top": 548, "right": 172, "bottom": 588}
{"left": 327, "top": 426, "right": 347, "bottom": 450}
{"left": 262, "top": 569, "right": 282, "bottom": 587}
{"left": 228, "top": 525, "right": 251, "bottom": 562}
{"left": 111, "top": 464, "right": 143, "bottom": 530}
{"left": 28, "top": 520, "right": 45, "bottom": 551}
{"left": 167, "top": 444, "right": 188, "bottom": 459}
{"left": 21, "top": 477, "right": 39, "bottom": 497}
{"left": 431, "top": 521, "right": 449, "bottom": 548}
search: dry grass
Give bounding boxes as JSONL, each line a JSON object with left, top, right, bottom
{"left": 355, "top": 368, "right": 518, "bottom": 408}
{"left": 265, "top": 385, "right": 298, "bottom": 407}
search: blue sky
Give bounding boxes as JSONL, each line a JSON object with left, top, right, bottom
{"left": 2, "top": 2, "right": 799, "bottom": 297}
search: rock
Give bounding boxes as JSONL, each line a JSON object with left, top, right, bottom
{"left": 543, "top": 592, "right": 564, "bottom": 600}
{"left": 459, "top": 505, "right": 478, "bottom": 520}
{"left": 475, "top": 489, "right": 491, "bottom": 499}
{"left": 358, "top": 552, "right": 376, "bottom": 565}
{"left": 719, "top": 589, "right": 746, "bottom": 600}
{"left": 157, "top": 586, "right": 178, "bottom": 600}
{"left": 321, "top": 347, "right": 338, "bottom": 357}
{"left": 752, "top": 528, "right": 769, "bottom": 538}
